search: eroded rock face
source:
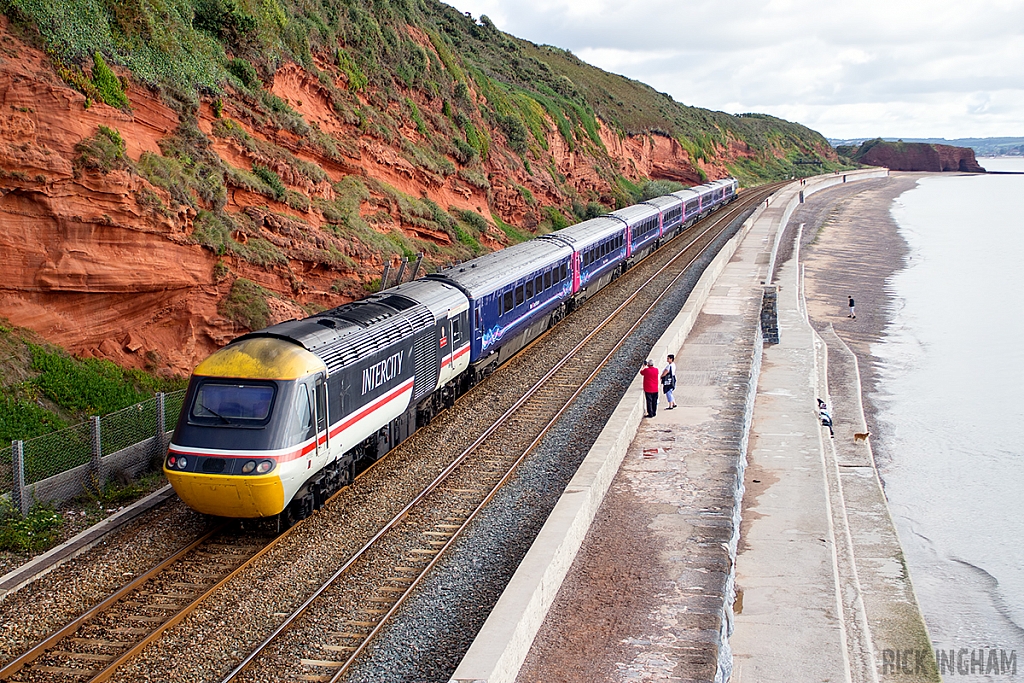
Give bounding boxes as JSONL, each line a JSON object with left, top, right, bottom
{"left": 857, "top": 141, "right": 986, "bottom": 173}
{"left": 0, "top": 17, "right": 784, "bottom": 376}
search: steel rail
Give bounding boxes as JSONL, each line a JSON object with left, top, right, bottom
{"left": 0, "top": 525, "right": 225, "bottom": 680}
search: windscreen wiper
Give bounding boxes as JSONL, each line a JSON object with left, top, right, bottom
{"left": 198, "top": 401, "right": 232, "bottom": 424}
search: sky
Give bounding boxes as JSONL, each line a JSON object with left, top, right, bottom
{"left": 445, "top": 0, "right": 1023, "bottom": 140}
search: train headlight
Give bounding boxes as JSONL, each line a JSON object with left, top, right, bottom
{"left": 241, "top": 460, "right": 257, "bottom": 474}
{"left": 177, "top": 456, "right": 188, "bottom": 469}
{"left": 167, "top": 455, "right": 176, "bottom": 468}
{"left": 256, "top": 460, "right": 274, "bottom": 474}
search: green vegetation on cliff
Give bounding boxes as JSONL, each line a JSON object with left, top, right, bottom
{"left": 0, "top": 322, "right": 184, "bottom": 446}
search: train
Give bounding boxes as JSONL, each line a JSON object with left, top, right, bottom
{"left": 164, "top": 177, "right": 739, "bottom": 521}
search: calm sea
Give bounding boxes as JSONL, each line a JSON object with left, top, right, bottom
{"left": 873, "top": 157, "right": 1024, "bottom": 678}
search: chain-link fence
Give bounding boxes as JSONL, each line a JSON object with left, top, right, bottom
{"left": 6, "top": 390, "right": 187, "bottom": 515}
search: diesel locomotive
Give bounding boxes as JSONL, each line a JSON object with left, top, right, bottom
{"left": 164, "top": 178, "right": 738, "bottom": 520}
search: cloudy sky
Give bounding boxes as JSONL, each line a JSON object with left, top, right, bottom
{"left": 446, "top": 0, "right": 1022, "bottom": 140}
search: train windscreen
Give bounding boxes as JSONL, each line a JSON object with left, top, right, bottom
{"left": 192, "top": 382, "right": 276, "bottom": 422}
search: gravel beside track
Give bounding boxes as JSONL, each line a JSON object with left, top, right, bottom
{"left": 0, "top": 499, "right": 209, "bottom": 669}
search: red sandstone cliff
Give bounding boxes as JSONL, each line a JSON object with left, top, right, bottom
{"left": 854, "top": 140, "right": 986, "bottom": 173}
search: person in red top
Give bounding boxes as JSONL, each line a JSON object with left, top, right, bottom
{"left": 640, "top": 359, "right": 661, "bottom": 418}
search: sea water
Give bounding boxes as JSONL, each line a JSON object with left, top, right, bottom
{"left": 873, "top": 157, "right": 1024, "bottom": 679}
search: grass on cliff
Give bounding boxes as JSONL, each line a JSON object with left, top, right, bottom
{"left": 0, "top": 322, "right": 185, "bottom": 446}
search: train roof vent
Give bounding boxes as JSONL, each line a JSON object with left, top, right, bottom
{"left": 331, "top": 302, "right": 394, "bottom": 327}
{"left": 375, "top": 294, "right": 417, "bottom": 311}
{"left": 316, "top": 318, "right": 337, "bottom": 328}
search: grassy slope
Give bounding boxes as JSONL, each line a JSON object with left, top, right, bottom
{"left": 0, "top": 0, "right": 852, "bottom": 445}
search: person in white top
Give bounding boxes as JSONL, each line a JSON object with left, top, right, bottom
{"left": 661, "top": 354, "right": 677, "bottom": 409}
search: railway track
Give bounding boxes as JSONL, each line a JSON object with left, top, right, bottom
{"left": 0, "top": 525, "right": 274, "bottom": 683}
{"left": 0, "top": 183, "right": 779, "bottom": 683}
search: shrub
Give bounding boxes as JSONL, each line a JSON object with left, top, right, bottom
{"left": 0, "top": 394, "right": 66, "bottom": 445}
{"left": 253, "top": 164, "right": 286, "bottom": 200}
{"left": 75, "top": 125, "right": 130, "bottom": 174}
{"left": 91, "top": 53, "right": 129, "bottom": 109}
{"left": 542, "top": 206, "right": 569, "bottom": 231}
{"left": 226, "top": 58, "right": 260, "bottom": 89}
{"left": 220, "top": 278, "right": 272, "bottom": 331}
{"left": 0, "top": 500, "right": 63, "bottom": 554}
{"left": 29, "top": 345, "right": 150, "bottom": 416}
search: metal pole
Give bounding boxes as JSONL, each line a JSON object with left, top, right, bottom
{"left": 408, "top": 252, "right": 424, "bottom": 281}
{"left": 12, "top": 440, "right": 28, "bottom": 516}
{"left": 155, "top": 393, "right": 167, "bottom": 464}
{"left": 90, "top": 416, "right": 103, "bottom": 491}
{"left": 380, "top": 263, "right": 392, "bottom": 291}
{"left": 395, "top": 257, "right": 409, "bottom": 285}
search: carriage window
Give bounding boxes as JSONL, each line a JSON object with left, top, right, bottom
{"left": 561, "top": 263, "right": 568, "bottom": 280}
{"left": 544, "top": 270, "right": 552, "bottom": 290}
{"left": 515, "top": 285, "right": 524, "bottom": 306}
{"left": 504, "top": 290, "right": 513, "bottom": 313}
{"left": 526, "top": 279, "right": 534, "bottom": 299}
{"left": 535, "top": 275, "right": 543, "bottom": 294}
{"left": 452, "top": 316, "right": 462, "bottom": 343}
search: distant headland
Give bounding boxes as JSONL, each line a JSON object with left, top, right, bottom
{"left": 835, "top": 138, "right": 986, "bottom": 173}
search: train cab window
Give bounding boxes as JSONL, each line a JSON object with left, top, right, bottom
{"left": 526, "top": 279, "right": 534, "bottom": 299}
{"left": 544, "top": 270, "right": 552, "bottom": 290}
{"left": 515, "top": 285, "right": 524, "bottom": 307}
{"left": 503, "top": 290, "right": 514, "bottom": 314}
{"left": 192, "top": 382, "right": 275, "bottom": 424}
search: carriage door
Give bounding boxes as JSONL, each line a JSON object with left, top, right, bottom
{"left": 314, "top": 374, "right": 328, "bottom": 456}
{"left": 439, "top": 317, "right": 452, "bottom": 370}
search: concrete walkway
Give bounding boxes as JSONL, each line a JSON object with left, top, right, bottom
{"left": 731, "top": 242, "right": 862, "bottom": 683}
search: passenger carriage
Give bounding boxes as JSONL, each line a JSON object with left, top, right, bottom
{"left": 428, "top": 239, "right": 574, "bottom": 380}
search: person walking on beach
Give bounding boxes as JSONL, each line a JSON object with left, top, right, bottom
{"left": 640, "top": 360, "right": 660, "bottom": 418}
{"left": 848, "top": 295, "right": 856, "bottom": 319}
{"left": 661, "top": 354, "right": 677, "bottom": 410}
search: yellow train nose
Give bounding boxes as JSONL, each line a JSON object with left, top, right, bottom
{"left": 164, "top": 469, "right": 286, "bottom": 518}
